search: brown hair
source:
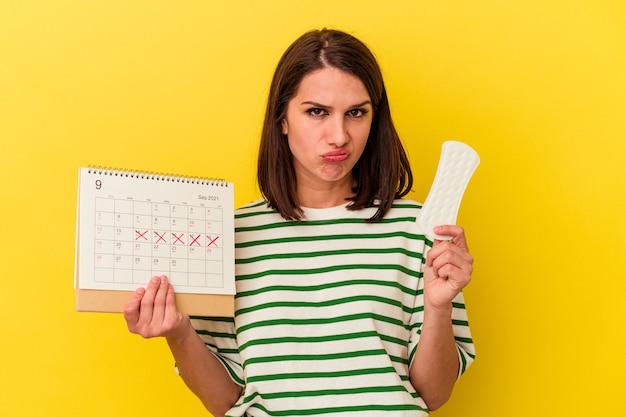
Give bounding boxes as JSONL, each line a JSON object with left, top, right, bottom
{"left": 257, "top": 28, "right": 413, "bottom": 221}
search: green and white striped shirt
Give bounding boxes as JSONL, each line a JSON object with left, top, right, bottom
{"left": 191, "top": 198, "right": 475, "bottom": 416}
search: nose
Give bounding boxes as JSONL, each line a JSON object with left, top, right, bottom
{"left": 326, "top": 116, "right": 349, "bottom": 147}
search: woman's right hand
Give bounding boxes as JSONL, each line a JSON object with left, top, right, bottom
{"left": 124, "top": 275, "right": 191, "bottom": 342}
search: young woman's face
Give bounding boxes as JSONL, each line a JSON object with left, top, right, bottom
{"left": 282, "top": 67, "right": 373, "bottom": 194}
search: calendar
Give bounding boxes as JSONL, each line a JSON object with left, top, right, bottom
{"left": 74, "top": 167, "right": 235, "bottom": 314}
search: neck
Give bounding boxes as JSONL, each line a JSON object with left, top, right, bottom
{"left": 297, "top": 179, "right": 354, "bottom": 209}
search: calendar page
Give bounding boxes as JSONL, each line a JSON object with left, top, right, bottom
{"left": 75, "top": 167, "right": 235, "bottom": 297}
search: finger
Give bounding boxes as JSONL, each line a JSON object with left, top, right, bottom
{"left": 165, "top": 283, "right": 178, "bottom": 315}
{"left": 435, "top": 263, "right": 472, "bottom": 292}
{"left": 432, "top": 253, "right": 473, "bottom": 278}
{"left": 123, "top": 287, "right": 146, "bottom": 331}
{"left": 139, "top": 276, "right": 162, "bottom": 322}
{"left": 427, "top": 239, "right": 464, "bottom": 267}
{"left": 151, "top": 275, "right": 170, "bottom": 324}
{"left": 426, "top": 239, "right": 443, "bottom": 266}
{"left": 433, "top": 225, "right": 468, "bottom": 249}
{"left": 432, "top": 242, "right": 473, "bottom": 269}
{"left": 428, "top": 240, "right": 473, "bottom": 274}
{"left": 164, "top": 283, "right": 185, "bottom": 331}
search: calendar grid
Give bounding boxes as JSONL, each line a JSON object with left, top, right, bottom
{"left": 93, "top": 197, "right": 225, "bottom": 289}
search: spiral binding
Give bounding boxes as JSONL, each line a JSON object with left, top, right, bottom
{"left": 86, "top": 166, "right": 229, "bottom": 187}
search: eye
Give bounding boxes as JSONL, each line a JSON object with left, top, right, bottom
{"left": 347, "top": 108, "right": 368, "bottom": 118}
{"left": 306, "top": 108, "right": 329, "bottom": 117}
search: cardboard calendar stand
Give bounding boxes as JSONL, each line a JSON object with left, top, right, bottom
{"left": 75, "top": 287, "right": 235, "bottom": 316}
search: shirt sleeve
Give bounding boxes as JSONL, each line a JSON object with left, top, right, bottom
{"left": 189, "top": 316, "right": 245, "bottom": 386}
{"left": 450, "top": 291, "right": 476, "bottom": 378}
{"left": 407, "top": 257, "right": 476, "bottom": 380}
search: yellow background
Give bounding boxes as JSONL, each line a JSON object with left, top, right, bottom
{"left": 1, "top": 1, "right": 625, "bottom": 416}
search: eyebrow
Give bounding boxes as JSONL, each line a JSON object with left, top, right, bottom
{"left": 300, "top": 100, "right": 372, "bottom": 108}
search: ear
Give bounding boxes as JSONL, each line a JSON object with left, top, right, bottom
{"left": 281, "top": 118, "right": 288, "bottom": 135}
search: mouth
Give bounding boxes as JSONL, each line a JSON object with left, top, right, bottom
{"left": 322, "top": 150, "right": 350, "bottom": 162}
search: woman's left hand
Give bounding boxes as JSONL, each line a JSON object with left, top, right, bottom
{"left": 423, "top": 225, "right": 474, "bottom": 310}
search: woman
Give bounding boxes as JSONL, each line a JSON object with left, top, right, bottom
{"left": 125, "top": 28, "right": 475, "bottom": 417}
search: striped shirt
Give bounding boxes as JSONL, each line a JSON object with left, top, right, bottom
{"left": 191, "top": 198, "right": 475, "bottom": 416}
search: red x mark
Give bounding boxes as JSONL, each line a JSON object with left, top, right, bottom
{"left": 135, "top": 230, "right": 148, "bottom": 241}
{"left": 207, "top": 235, "right": 220, "bottom": 247}
{"left": 172, "top": 232, "right": 184, "bottom": 245}
{"left": 189, "top": 234, "right": 201, "bottom": 246}
{"left": 154, "top": 231, "right": 167, "bottom": 244}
